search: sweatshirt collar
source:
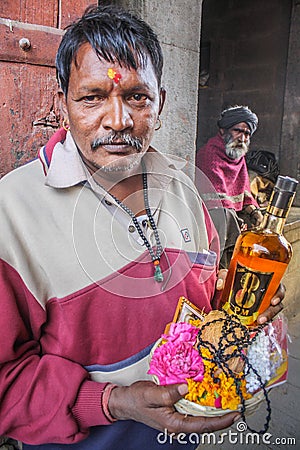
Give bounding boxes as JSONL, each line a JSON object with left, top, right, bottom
{"left": 39, "top": 128, "right": 188, "bottom": 192}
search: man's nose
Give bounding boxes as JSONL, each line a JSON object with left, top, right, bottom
{"left": 102, "top": 98, "right": 133, "bottom": 131}
{"left": 239, "top": 132, "right": 247, "bottom": 142}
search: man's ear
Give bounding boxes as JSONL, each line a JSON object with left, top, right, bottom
{"left": 158, "top": 87, "right": 166, "bottom": 115}
{"left": 219, "top": 128, "right": 225, "bottom": 136}
{"left": 57, "top": 89, "right": 68, "bottom": 122}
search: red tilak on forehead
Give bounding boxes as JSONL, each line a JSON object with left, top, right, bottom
{"left": 107, "top": 68, "right": 122, "bottom": 83}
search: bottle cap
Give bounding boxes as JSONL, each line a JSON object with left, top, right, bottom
{"left": 270, "top": 175, "right": 298, "bottom": 214}
{"left": 275, "top": 175, "right": 298, "bottom": 193}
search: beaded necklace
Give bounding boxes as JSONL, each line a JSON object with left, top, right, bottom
{"left": 98, "top": 159, "right": 164, "bottom": 282}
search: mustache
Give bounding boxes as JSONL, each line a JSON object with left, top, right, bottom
{"left": 227, "top": 140, "right": 249, "bottom": 151}
{"left": 91, "top": 133, "right": 143, "bottom": 152}
{"left": 225, "top": 141, "right": 249, "bottom": 160}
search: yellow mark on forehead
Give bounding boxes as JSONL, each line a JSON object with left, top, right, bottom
{"left": 107, "top": 68, "right": 122, "bottom": 83}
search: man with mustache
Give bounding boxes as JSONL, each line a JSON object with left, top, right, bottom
{"left": 0, "top": 7, "right": 283, "bottom": 450}
{"left": 196, "top": 105, "right": 263, "bottom": 268}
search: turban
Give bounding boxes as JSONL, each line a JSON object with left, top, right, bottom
{"left": 217, "top": 106, "right": 258, "bottom": 136}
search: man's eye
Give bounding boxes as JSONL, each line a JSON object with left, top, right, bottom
{"left": 130, "top": 93, "right": 147, "bottom": 102}
{"left": 233, "top": 128, "right": 251, "bottom": 137}
{"left": 83, "top": 95, "right": 102, "bottom": 103}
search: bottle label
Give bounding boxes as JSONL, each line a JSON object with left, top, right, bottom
{"left": 226, "top": 263, "right": 274, "bottom": 319}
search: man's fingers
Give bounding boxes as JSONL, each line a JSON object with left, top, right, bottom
{"left": 148, "top": 384, "right": 241, "bottom": 434}
{"left": 257, "top": 302, "right": 284, "bottom": 324}
{"left": 216, "top": 269, "right": 228, "bottom": 290}
{"left": 271, "top": 283, "right": 286, "bottom": 303}
{"left": 166, "top": 410, "right": 241, "bottom": 435}
{"left": 146, "top": 383, "right": 189, "bottom": 407}
{"left": 257, "top": 283, "right": 285, "bottom": 324}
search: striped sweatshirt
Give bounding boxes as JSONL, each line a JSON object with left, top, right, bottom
{"left": 0, "top": 129, "right": 220, "bottom": 449}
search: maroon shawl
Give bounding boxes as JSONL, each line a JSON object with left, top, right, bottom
{"left": 196, "top": 133, "right": 257, "bottom": 211}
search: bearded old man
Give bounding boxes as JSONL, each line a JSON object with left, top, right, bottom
{"left": 196, "top": 105, "right": 263, "bottom": 268}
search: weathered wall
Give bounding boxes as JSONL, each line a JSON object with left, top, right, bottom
{"left": 145, "top": 1, "right": 202, "bottom": 170}
{"left": 282, "top": 216, "right": 300, "bottom": 320}
{"left": 197, "top": 0, "right": 292, "bottom": 160}
{"left": 280, "top": 0, "right": 300, "bottom": 205}
{"left": 0, "top": 1, "right": 91, "bottom": 177}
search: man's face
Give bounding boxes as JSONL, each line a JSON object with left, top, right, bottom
{"left": 60, "top": 43, "right": 164, "bottom": 175}
{"left": 222, "top": 122, "right": 251, "bottom": 160}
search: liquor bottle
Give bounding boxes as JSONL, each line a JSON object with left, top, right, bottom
{"left": 220, "top": 175, "right": 298, "bottom": 327}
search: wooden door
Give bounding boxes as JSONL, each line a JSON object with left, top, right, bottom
{"left": 0, "top": 0, "right": 91, "bottom": 177}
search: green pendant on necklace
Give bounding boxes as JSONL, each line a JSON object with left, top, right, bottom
{"left": 95, "top": 159, "right": 164, "bottom": 283}
{"left": 153, "top": 259, "right": 164, "bottom": 282}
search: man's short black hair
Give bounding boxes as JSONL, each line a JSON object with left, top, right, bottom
{"left": 56, "top": 4, "right": 164, "bottom": 96}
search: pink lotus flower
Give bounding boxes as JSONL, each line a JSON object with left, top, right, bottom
{"left": 148, "top": 339, "right": 204, "bottom": 385}
{"left": 162, "top": 322, "right": 199, "bottom": 346}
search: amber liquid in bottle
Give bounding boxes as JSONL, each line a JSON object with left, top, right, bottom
{"left": 220, "top": 175, "right": 298, "bottom": 327}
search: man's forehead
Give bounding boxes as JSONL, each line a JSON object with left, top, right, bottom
{"left": 73, "top": 42, "right": 150, "bottom": 72}
{"left": 70, "top": 43, "right": 158, "bottom": 87}
{"left": 230, "top": 122, "right": 250, "bottom": 130}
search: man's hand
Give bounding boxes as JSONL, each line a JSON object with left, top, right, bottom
{"left": 108, "top": 381, "right": 240, "bottom": 434}
{"left": 256, "top": 283, "right": 285, "bottom": 324}
{"left": 243, "top": 205, "right": 264, "bottom": 227}
{"left": 216, "top": 269, "right": 228, "bottom": 290}
{"left": 216, "top": 269, "right": 286, "bottom": 324}
{"left": 249, "top": 208, "right": 264, "bottom": 227}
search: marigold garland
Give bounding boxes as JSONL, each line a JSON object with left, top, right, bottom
{"left": 185, "top": 347, "right": 252, "bottom": 410}
{"left": 148, "top": 320, "right": 253, "bottom": 410}
{"left": 149, "top": 306, "right": 288, "bottom": 435}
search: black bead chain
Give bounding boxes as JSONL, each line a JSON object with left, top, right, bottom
{"left": 141, "top": 159, "right": 163, "bottom": 261}
{"left": 196, "top": 312, "right": 271, "bottom": 434}
{"left": 97, "top": 159, "right": 164, "bottom": 282}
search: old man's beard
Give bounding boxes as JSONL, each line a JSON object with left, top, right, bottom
{"left": 224, "top": 135, "right": 250, "bottom": 160}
